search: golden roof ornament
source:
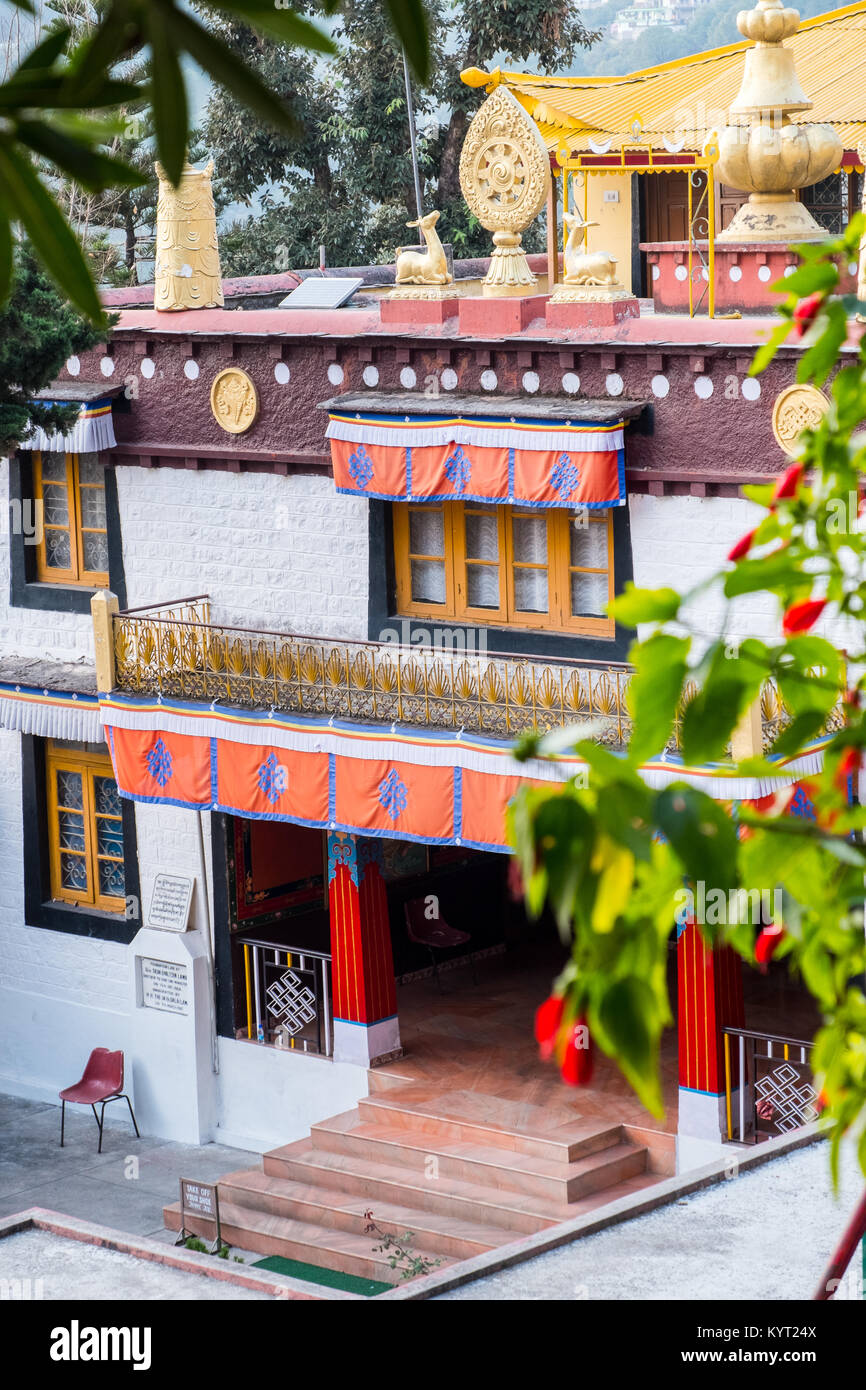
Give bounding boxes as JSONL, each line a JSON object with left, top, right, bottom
{"left": 154, "top": 158, "right": 224, "bottom": 311}
{"left": 459, "top": 84, "right": 551, "bottom": 297}
{"left": 712, "top": 0, "right": 843, "bottom": 243}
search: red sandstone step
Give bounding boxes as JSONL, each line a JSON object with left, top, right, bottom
{"left": 163, "top": 1198, "right": 450, "bottom": 1284}
{"left": 217, "top": 1167, "right": 503, "bottom": 1260}
{"left": 264, "top": 1138, "right": 565, "bottom": 1233}
{"left": 307, "top": 1110, "right": 648, "bottom": 1204}
{"left": 357, "top": 1086, "right": 624, "bottom": 1163}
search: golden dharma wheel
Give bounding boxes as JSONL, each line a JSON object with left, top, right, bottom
{"left": 459, "top": 86, "right": 550, "bottom": 235}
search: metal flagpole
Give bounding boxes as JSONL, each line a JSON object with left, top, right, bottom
{"left": 403, "top": 47, "right": 424, "bottom": 223}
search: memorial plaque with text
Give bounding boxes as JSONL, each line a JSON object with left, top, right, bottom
{"left": 147, "top": 873, "right": 194, "bottom": 932}
{"left": 140, "top": 957, "right": 190, "bottom": 1015}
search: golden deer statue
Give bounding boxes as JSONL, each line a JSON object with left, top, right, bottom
{"left": 395, "top": 210, "right": 453, "bottom": 286}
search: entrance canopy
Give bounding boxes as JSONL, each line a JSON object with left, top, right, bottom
{"left": 323, "top": 393, "right": 643, "bottom": 509}
{"left": 101, "top": 692, "right": 829, "bottom": 853}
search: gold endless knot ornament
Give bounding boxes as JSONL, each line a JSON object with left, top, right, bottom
{"left": 459, "top": 84, "right": 551, "bottom": 297}
{"left": 771, "top": 384, "right": 830, "bottom": 455}
{"left": 210, "top": 369, "right": 259, "bottom": 435}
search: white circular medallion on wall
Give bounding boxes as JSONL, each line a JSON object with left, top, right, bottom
{"left": 99, "top": 356, "right": 115, "bottom": 377}
{"left": 729, "top": 265, "right": 743, "bottom": 283}
{"left": 140, "top": 357, "right": 155, "bottom": 380}
{"left": 327, "top": 362, "right": 344, "bottom": 386}
{"left": 742, "top": 377, "right": 761, "bottom": 402}
{"left": 606, "top": 373, "right": 624, "bottom": 397}
{"left": 701, "top": 267, "right": 709, "bottom": 282}
{"left": 849, "top": 261, "right": 859, "bottom": 277}
{"left": 183, "top": 359, "right": 200, "bottom": 381}
{"left": 758, "top": 265, "right": 772, "bottom": 283}
{"left": 480, "top": 369, "right": 498, "bottom": 392}
{"left": 651, "top": 374, "right": 670, "bottom": 399}
{"left": 783, "top": 264, "right": 797, "bottom": 278}
{"left": 441, "top": 367, "right": 458, "bottom": 391}
{"left": 694, "top": 375, "right": 713, "bottom": 399}
{"left": 522, "top": 370, "right": 540, "bottom": 394}
{"left": 561, "top": 372, "right": 580, "bottom": 394}
{"left": 274, "top": 361, "right": 291, "bottom": 385}
{"left": 652, "top": 265, "right": 660, "bottom": 282}
{"left": 362, "top": 364, "right": 379, "bottom": 388}
{"left": 674, "top": 265, "right": 688, "bottom": 282}
{"left": 399, "top": 366, "right": 417, "bottom": 389}
{"left": 66, "top": 355, "right": 80, "bottom": 377}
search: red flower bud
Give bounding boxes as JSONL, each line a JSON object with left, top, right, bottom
{"left": 534, "top": 995, "right": 565, "bottom": 1060}
{"left": 782, "top": 598, "right": 826, "bottom": 635}
{"left": 844, "top": 687, "right": 861, "bottom": 709}
{"left": 755, "top": 923, "right": 785, "bottom": 968}
{"left": 727, "top": 527, "right": 758, "bottom": 561}
{"left": 792, "top": 291, "right": 824, "bottom": 339}
{"left": 560, "top": 1016, "right": 593, "bottom": 1086}
{"left": 772, "top": 462, "right": 805, "bottom": 502}
{"left": 835, "top": 746, "right": 860, "bottom": 793}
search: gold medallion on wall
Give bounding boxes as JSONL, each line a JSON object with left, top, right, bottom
{"left": 771, "top": 384, "right": 830, "bottom": 456}
{"left": 210, "top": 368, "right": 259, "bottom": 434}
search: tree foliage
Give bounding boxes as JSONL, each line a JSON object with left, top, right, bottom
{"left": 0, "top": 245, "right": 107, "bottom": 452}
{"left": 510, "top": 218, "right": 866, "bottom": 1181}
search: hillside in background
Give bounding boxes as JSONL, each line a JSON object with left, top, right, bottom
{"left": 563, "top": 0, "right": 839, "bottom": 77}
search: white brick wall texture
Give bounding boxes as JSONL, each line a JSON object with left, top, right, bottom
{"left": 115, "top": 466, "right": 370, "bottom": 639}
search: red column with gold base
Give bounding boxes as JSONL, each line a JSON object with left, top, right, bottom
{"left": 677, "top": 919, "right": 744, "bottom": 1166}
{"left": 327, "top": 831, "right": 400, "bottom": 1066}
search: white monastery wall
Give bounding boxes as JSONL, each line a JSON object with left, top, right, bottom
{"left": 115, "top": 466, "right": 370, "bottom": 639}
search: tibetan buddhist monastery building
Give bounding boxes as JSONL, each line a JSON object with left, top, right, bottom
{"left": 0, "top": 1, "right": 857, "bottom": 1274}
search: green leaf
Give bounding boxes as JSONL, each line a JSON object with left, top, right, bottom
{"left": 654, "top": 784, "right": 739, "bottom": 892}
{"left": 679, "top": 639, "right": 767, "bottom": 766}
{"left": 144, "top": 4, "right": 189, "bottom": 185}
{"left": 626, "top": 632, "right": 690, "bottom": 765}
{"left": 17, "top": 26, "right": 71, "bottom": 71}
{"left": 597, "top": 977, "right": 662, "bottom": 1116}
{"left": 610, "top": 583, "right": 681, "bottom": 627}
{"left": 797, "top": 301, "right": 847, "bottom": 387}
{"left": 0, "top": 213, "right": 12, "bottom": 305}
{"left": 383, "top": 0, "right": 431, "bottom": 82}
{"left": 750, "top": 319, "right": 792, "bottom": 375}
{"left": 0, "top": 142, "right": 103, "bottom": 322}
{"left": 771, "top": 261, "right": 836, "bottom": 297}
{"left": 724, "top": 550, "right": 806, "bottom": 598}
{"left": 225, "top": 0, "right": 336, "bottom": 55}
{"left": 15, "top": 121, "right": 142, "bottom": 192}
{"left": 770, "top": 708, "right": 828, "bottom": 758}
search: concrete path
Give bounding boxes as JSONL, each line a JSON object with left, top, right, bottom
{"left": 433, "top": 1140, "right": 865, "bottom": 1300}
{"left": 0, "top": 1093, "right": 254, "bottom": 1247}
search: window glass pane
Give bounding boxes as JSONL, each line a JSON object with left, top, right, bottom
{"left": 98, "top": 860, "right": 126, "bottom": 898}
{"left": 409, "top": 508, "right": 444, "bottom": 557}
{"left": 571, "top": 520, "right": 609, "bottom": 569}
{"left": 97, "top": 820, "right": 124, "bottom": 858}
{"left": 571, "top": 570, "right": 609, "bottom": 616}
{"left": 465, "top": 509, "right": 499, "bottom": 561}
{"left": 512, "top": 515, "right": 547, "bottom": 564}
{"left": 56, "top": 770, "right": 83, "bottom": 809}
{"left": 60, "top": 853, "right": 89, "bottom": 892}
{"left": 77, "top": 454, "right": 103, "bottom": 486}
{"left": 43, "top": 489, "right": 69, "bottom": 525}
{"left": 410, "top": 559, "right": 446, "bottom": 604}
{"left": 40, "top": 453, "right": 66, "bottom": 483}
{"left": 79, "top": 487, "right": 106, "bottom": 529}
{"left": 467, "top": 564, "right": 500, "bottom": 608}
{"left": 58, "top": 809, "right": 86, "bottom": 851}
{"left": 82, "top": 530, "right": 109, "bottom": 573}
{"left": 514, "top": 569, "right": 548, "bottom": 612}
{"left": 45, "top": 530, "right": 72, "bottom": 570}
{"left": 93, "top": 777, "right": 121, "bottom": 815}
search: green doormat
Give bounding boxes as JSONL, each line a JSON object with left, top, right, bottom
{"left": 252, "top": 1255, "right": 392, "bottom": 1297}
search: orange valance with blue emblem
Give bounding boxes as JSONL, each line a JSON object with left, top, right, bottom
{"left": 325, "top": 408, "right": 627, "bottom": 509}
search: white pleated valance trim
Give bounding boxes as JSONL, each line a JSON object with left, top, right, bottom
{"left": 0, "top": 694, "right": 104, "bottom": 743}
{"left": 19, "top": 402, "right": 117, "bottom": 453}
{"left": 99, "top": 697, "right": 829, "bottom": 800}
{"left": 326, "top": 419, "right": 625, "bottom": 454}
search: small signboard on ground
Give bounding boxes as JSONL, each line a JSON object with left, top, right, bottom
{"left": 176, "top": 1179, "right": 223, "bottom": 1253}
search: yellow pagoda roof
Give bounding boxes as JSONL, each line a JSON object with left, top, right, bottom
{"left": 462, "top": 1, "right": 866, "bottom": 160}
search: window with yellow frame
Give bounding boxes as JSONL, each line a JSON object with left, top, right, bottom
{"left": 393, "top": 501, "right": 615, "bottom": 638}
{"left": 33, "top": 452, "right": 109, "bottom": 586}
{"left": 45, "top": 742, "right": 125, "bottom": 913}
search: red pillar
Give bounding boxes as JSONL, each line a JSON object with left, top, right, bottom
{"left": 677, "top": 920, "right": 744, "bottom": 1154}
{"left": 327, "top": 831, "right": 400, "bottom": 1065}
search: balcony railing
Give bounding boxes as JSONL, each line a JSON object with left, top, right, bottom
{"left": 110, "top": 596, "right": 838, "bottom": 751}
{"left": 112, "top": 597, "right": 634, "bottom": 745}
{"left": 723, "top": 1027, "right": 817, "bottom": 1145}
{"left": 240, "top": 938, "right": 332, "bottom": 1057}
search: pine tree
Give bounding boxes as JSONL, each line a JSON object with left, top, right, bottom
{"left": 0, "top": 246, "right": 108, "bottom": 453}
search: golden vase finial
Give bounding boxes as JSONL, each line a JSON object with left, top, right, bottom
{"left": 712, "top": 0, "right": 842, "bottom": 242}
{"left": 154, "top": 158, "right": 224, "bottom": 312}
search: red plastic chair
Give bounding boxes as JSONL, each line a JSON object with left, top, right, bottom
{"left": 59, "top": 1048, "right": 140, "bottom": 1153}
{"left": 404, "top": 898, "right": 476, "bottom": 992}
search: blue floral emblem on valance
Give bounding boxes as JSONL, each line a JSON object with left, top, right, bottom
{"left": 378, "top": 767, "right": 408, "bottom": 821}
{"left": 444, "top": 445, "right": 471, "bottom": 495}
{"left": 348, "top": 444, "right": 375, "bottom": 489}
{"left": 551, "top": 452, "right": 580, "bottom": 502}
{"left": 146, "top": 737, "right": 173, "bottom": 787}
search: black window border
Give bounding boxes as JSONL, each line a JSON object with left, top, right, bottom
{"left": 8, "top": 453, "right": 127, "bottom": 614}
{"left": 368, "top": 498, "right": 636, "bottom": 664}
{"left": 21, "top": 733, "right": 140, "bottom": 944}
